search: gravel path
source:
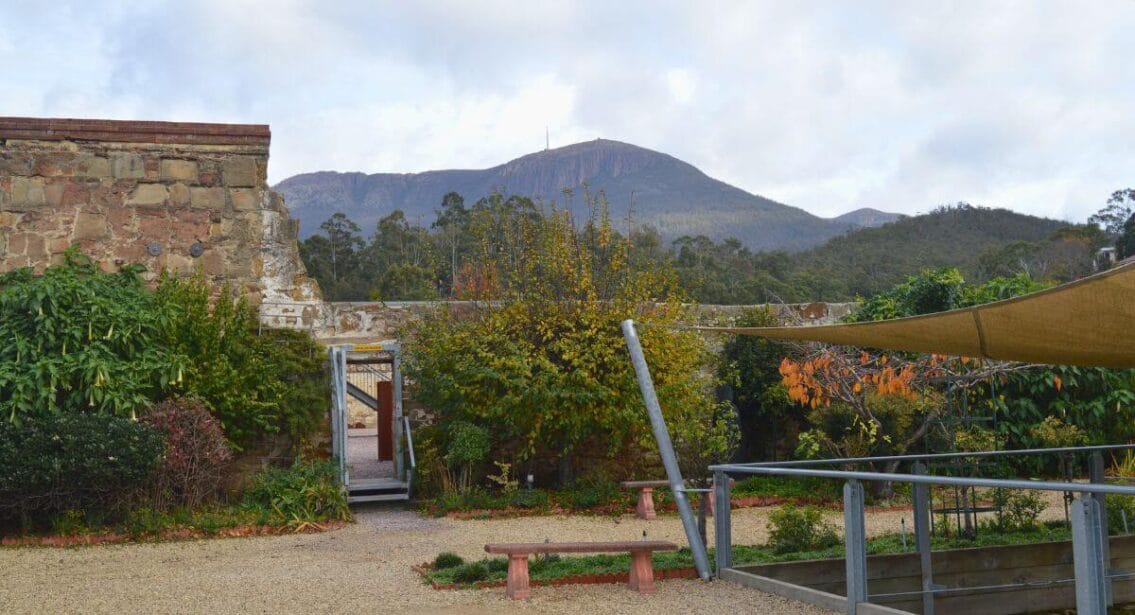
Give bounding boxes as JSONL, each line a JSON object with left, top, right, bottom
{"left": 0, "top": 491, "right": 1070, "bottom": 614}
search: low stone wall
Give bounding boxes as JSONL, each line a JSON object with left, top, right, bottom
{"left": 733, "top": 535, "right": 1135, "bottom": 614}
{"left": 260, "top": 300, "right": 859, "bottom": 342}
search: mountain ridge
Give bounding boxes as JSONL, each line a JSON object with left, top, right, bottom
{"left": 275, "top": 139, "right": 901, "bottom": 251}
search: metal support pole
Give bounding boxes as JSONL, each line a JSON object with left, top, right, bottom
{"left": 844, "top": 480, "right": 868, "bottom": 615}
{"left": 1072, "top": 497, "right": 1108, "bottom": 615}
{"left": 1088, "top": 451, "right": 1112, "bottom": 606}
{"left": 912, "top": 462, "right": 935, "bottom": 615}
{"left": 622, "top": 320, "right": 712, "bottom": 581}
{"left": 714, "top": 469, "right": 732, "bottom": 573}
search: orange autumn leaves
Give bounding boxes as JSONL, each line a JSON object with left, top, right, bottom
{"left": 779, "top": 352, "right": 923, "bottom": 409}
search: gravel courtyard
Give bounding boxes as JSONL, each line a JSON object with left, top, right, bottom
{"left": 0, "top": 493, "right": 1068, "bottom": 614}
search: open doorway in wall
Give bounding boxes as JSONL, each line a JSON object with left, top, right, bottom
{"left": 329, "top": 342, "right": 413, "bottom": 503}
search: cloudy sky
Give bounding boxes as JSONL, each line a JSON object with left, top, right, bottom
{"left": 2, "top": 0, "right": 1132, "bottom": 221}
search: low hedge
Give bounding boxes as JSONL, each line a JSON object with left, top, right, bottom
{"left": 0, "top": 413, "right": 165, "bottom": 527}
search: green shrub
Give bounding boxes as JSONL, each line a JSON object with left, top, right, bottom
{"left": 141, "top": 397, "right": 232, "bottom": 509}
{"left": 767, "top": 504, "right": 839, "bottom": 555}
{"left": 403, "top": 197, "right": 723, "bottom": 486}
{"left": 510, "top": 489, "right": 551, "bottom": 510}
{"left": 991, "top": 488, "right": 1046, "bottom": 531}
{"left": 560, "top": 477, "right": 623, "bottom": 511}
{"left": 0, "top": 251, "right": 186, "bottom": 421}
{"left": 156, "top": 275, "right": 328, "bottom": 449}
{"left": 451, "top": 562, "right": 489, "bottom": 584}
{"left": 242, "top": 460, "right": 351, "bottom": 526}
{"left": 0, "top": 413, "right": 165, "bottom": 526}
{"left": 123, "top": 507, "right": 169, "bottom": 538}
{"left": 485, "top": 557, "right": 509, "bottom": 573}
{"left": 445, "top": 421, "right": 489, "bottom": 492}
{"left": 529, "top": 553, "right": 561, "bottom": 574}
{"left": 433, "top": 552, "right": 464, "bottom": 569}
{"left": 1109, "top": 495, "right": 1135, "bottom": 534}
{"left": 0, "top": 252, "right": 327, "bottom": 455}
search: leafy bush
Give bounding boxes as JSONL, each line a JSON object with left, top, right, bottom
{"left": 559, "top": 477, "right": 624, "bottom": 511}
{"left": 0, "top": 413, "right": 165, "bottom": 526}
{"left": 451, "top": 562, "right": 489, "bottom": 584}
{"left": 510, "top": 489, "right": 551, "bottom": 510}
{"left": 141, "top": 397, "right": 233, "bottom": 509}
{"left": 0, "top": 250, "right": 186, "bottom": 422}
{"left": 991, "top": 489, "right": 1046, "bottom": 531}
{"left": 767, "top": 504, "right": 839, "bottom": 555}
{"left": 485, "top": 557, "right": 509, "bottom": 573}
{"left": 445, "top": 421, "right": 490, "bottom": 492}
{"left": 242, "top": 460, "right": 351, "bottom": 526}
{"left": 156, "top": 276, "right": 328, "bottom": 449}
{"left": 433, "top": 552, "right": 464, "bottom": 569}
{"left": 0, "top": 252, "right": 327, "bottom": 453}
{"left": 1109, "top": 495, "right": 1135, "bottom": 535}
{"left": 404, "top": 195, "right": 728, "bottom": 487}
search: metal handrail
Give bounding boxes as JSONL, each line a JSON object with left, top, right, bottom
{"left": 402, "top": 415, "right": 416, "bottom": 470}
{"left": 402, "top": 415, "right": 416, "bottom": 498}
{"left": 728, "top": 443, "right": 1135, "bottom": 469}
{"left": 709, "top": 463, "right": 1135, "bottom": 496}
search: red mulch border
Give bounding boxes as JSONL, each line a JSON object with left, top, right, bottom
{"left": 0, "top": 520, "right": 349, "bottom": 548}
{"left": 413, "top": 563, "right": 699, "bottom": 591}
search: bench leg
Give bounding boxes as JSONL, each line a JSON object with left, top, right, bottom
{"left": 635, "top": 487, "right": 657, "bottom": 520}
{"left": 627, "top": 550, "right": 656, "bottom": 594}
{"left": 506, "top": 554, "right": 531, "bottom": 600}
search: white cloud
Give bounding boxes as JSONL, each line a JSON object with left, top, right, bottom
{"left": 2, "top": 0, "right": 1134, "bottom": 224}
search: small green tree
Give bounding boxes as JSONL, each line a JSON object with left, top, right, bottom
{"left": 406, "top": 195, "right": 725, "bottom": 484}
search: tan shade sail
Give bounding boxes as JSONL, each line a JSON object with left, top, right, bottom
{"left": 695, "top": 262, "right": 1135, "bottom": 368}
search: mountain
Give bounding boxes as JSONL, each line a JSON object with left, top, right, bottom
{"left": 831, "top": 207, "right": 904, "bottom": 229}
{"left": 274, "top": 139, "right": 896, "bottom": 251}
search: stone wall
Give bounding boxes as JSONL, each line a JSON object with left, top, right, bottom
{"left": 261, "top": 300, "right": 858, "bottom": 342}
{"left": 0, "top": 117, "right": 320, "bottom": 305}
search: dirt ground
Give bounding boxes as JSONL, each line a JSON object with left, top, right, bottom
{"left": 0, "top": 491, "right": 1070, "bottom": 614}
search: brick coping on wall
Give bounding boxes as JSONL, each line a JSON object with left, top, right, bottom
{"left": 0, "top": 117, "right": 270, "bottom": 146}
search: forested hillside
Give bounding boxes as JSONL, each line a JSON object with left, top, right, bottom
{"left": 298, "top": 191, "right": 1106, "bottom": 304}
{"left": 784, "top": 204, "right": 1098, "bottom": 298}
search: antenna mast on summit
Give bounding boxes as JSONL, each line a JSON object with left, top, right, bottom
{"left": 545, "top": 126, "right": 549, "bottom": 151}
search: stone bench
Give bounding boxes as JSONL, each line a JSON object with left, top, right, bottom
{"left": 484, "top": 540, "right": 679, "bottom": 599}
{"left": 622, "top": 478, "right": 735, "bottom": 520}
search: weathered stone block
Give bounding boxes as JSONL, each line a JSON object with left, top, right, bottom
{"left": 190, "top": 187, "right": 225, "bottom": 209}
{"left": 0, "top": 154, "right": 34, "bottom": 176}
{"left": 230, "top": 188, "right": 259, "bottom": 210}
{"left": 169, "top": 183, "right": 190, "bottom": 207}
{"left": 50, "top": 237, "right": 72, "bottom": 253}
{"left": 73, "top": 212, "right": 108, "bottom": 240}
{"left": 126, "top": 183, "right": 169, "bottom": 206}
{"left": 161, "top": 159, "right": 199, "bottom": 182}
{"left": 111, "top": 153, "right": 145, "bottom": 178}
{"left": 9, "top": 177, "right": 46, "bottom": 209}
{"left": 44, "top": 182, "right": 66, "bottom": 207}
{"left": 222, "top": 156, "right": 259, "bottom": 187}
{"left": 25, "top": 233, "right": 47, "bottom": 259}
{"left": 33, "top": 153, "right": 76, "bottom": 177}
{"left": 76, "top": 156, "right": 111, "bottom": 178}
{"left": 7, "top": 233, "right": 26, "bottom": 254}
